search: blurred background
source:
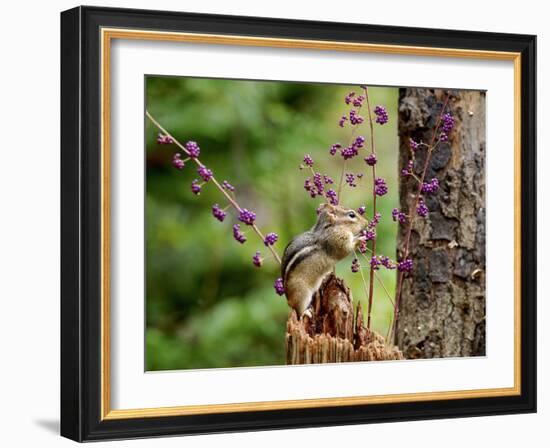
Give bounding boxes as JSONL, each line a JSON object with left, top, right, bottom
{"left": 145, "top": 77, "right": 398, "bottom": 371}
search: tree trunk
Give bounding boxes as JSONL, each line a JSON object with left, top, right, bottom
{"left": 395, "top": 88, "right": 486, "bottom": 359}
{"left": 285, "top": 274, "right": 403, "bottom": 364}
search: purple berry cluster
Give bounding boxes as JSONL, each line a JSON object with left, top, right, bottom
{"left": 232, "top": 224, "right": 246, "bottom": 244}
{"left": 303, "top": 178, "right": 314, "bottom": 197}
{"left": 252, "top": 251, "right": 262, "bottom": 267}
{"left": 212, "top": 204, "right": 226, "bottom": 222}
{"left": 357, "top": 205, "right": 366, "bottom": 216}
{"left": 374, "top": 105, "right": 389, "bottom": 125}
{"left": 401, "top": 160, "right": 413, "bottom": 177}
{"left": 344, "top": 91, "right": 355, "bottom": 105}
{"left": 351, "top": 258, "right": 360, "bottom": 273}
{"left": 185, "top": 141, "right": 200, "bottom": 158}
{"left": 222, "top": 180, "right": 235, "bottom": 192}
{"left": 369, "top": 211, "right": 381, "bottom": 228}
{"left": 361, "top": 228, "right": 376, "bottom": 241}
{"left": 421, "top": 177, "right": 440, "bottom": 194}
{"left": 303, "top": 154, "right": 314, "bottom": 167}
{"left": 349, "top": 109, "right": 364, "bottom": 125}
{"left": 238, "top": 208, "right": 256, "bottom": 226}
{"left": 197, "top": 165, "right": 213, "bottom": 182}
{"left": 329, "top": 143, "right": 341, "bottom": 156}
{"left": 340, "top": 145, "right": 358, "bottom": 160}
{"left": 264, "top": 232, "right": 278, "bottom": 246}
{"left": 345, "top": 173, "right": 357, "bottom": 188}
{"left": 416, "top": 198, "right": 429, "bottom": 218}
{"left": 374, "top": 177, "right": 388, "bottom": 196}
{"left": 410, "top": 138, "right": 419, "bottom": 152}
{"left": 191, "top": 179, "right": 202, "bottom": 195}
{"left": 326, "top": 189, "right": 338, "bottom": 205}
{"left": 379, "top": 255, "right": 396, "bottom": 270}
{"left": 303, "top": 172, "right": 326, "bottom": 198}
{"left": 440, "top": 112, "right": 455, "bottom": 142}
{"left": 274, "top": 277, "right": 285, "bottom": 296}
{"left": 313, "top": 173, "right": 324, "bottom": 194}
{"left": 345, "top": 91, "right": 366, "bottom": 108}
{"left": 441, "top": 112, "right": 455, "bottom": 132}
{"left": 354, "top": 136, "right": 365, "bottom": 149}
{"left": 339, "top": 115, "right": 347, "bottom": 128}
{"left": 441, "top": 112, "right": 455, "bottom": 134}
{"left": 397, "top": 258, "right": 413, "bottom": 273}
{"left": 352, "top": 95, "right": 365, "bottom": 107}
{"left": 336, "top": 136, "right": 365, "bottom": 160}
{"left": 157, "top": 133, "right": 173, "bottom": 144}
{"left": 365, "top": 153, "right": 377, "bottom": 166}
{"left": 392, "top": 208, "right": 407, "bottom": 224}
{"left": 303, "top": 172, "right": 338, "bottom": 202}
{"left": 172, "top": 153, "right": 185, "bottom": 170}
{"left": 370, "top": 255, "right": 396, "bottom": 270}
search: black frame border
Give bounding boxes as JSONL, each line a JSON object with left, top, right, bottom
{"left": 61, "top": 5, "right": 536, "bottom": 442}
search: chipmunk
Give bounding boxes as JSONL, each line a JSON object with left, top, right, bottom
{"left": 281, "top": 203, "right": 368, "bottom": 317}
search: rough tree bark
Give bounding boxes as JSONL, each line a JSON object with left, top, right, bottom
{"left": 286, "top": 274, "right": 403, "bottom": 364}
{"left": 395, "top": 88, "right": 486, "bottom": 359}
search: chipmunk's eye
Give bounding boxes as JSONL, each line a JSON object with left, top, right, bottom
{"left": 348, "top": 211, "right": 356, "bottom": 219}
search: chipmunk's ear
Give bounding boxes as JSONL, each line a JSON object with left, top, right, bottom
{"left": 317, "top": 203, "right": 336, "bottom": 213}
{"left": 316, "top": 203, "right": 337, "bottom": 224}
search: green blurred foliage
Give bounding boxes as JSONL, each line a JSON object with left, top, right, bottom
{"left": 145, "top": 77, "right": 398, "bottom": 370}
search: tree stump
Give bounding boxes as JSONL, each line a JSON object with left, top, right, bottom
{"left": 285, "top": 274, "right": 403, "bottom": 364}
{"left": 395, "top": 88, "right": 486, "bottom": 359}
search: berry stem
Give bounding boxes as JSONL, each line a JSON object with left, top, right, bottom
{"left": 410, "top": 173, "right": 423, "bottom": 184}
{"left": 146, "top": 110, "right": 282, "bottom": 265}
{"left": 389, "top": 93, "right": 451, "bottom": 343}
{"left": 374, "top": 271, "right": 395, "bottom": 307}
{"left": 353, "top": 250, "right": 371, "bottom": 319}
{"left": 336, "top": 104, "right": 362, "bottom": 199}
{"left": 336, "top": 159, "right": 348, "bottom": 199}
{"left": 358, "top": 252, "right": 394, "bottom": 307}
{"left": 309, "top": 166, "right": 330, "bottom": 204}
{"left": 363, "top": 87, "right": 377, "bottom": 330}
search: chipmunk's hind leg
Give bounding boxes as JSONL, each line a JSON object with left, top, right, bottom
{"left": 285, "top": 279, "right": 314, "bottom": 319}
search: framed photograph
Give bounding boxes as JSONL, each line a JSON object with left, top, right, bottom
{"left": 61, "top": 6, "right": 536, "bottom": 442}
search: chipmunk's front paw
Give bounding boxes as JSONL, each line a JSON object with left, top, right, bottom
{"left": 301, "top": 308, "right": 313, "bottom": 320}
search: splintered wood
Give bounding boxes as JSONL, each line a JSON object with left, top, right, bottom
{"left": 285, "top": 274, "right": 403, "bottom": 364}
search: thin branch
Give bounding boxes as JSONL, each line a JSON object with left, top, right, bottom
{"left": 357, "top": 252, "right": 395, "bottom": 306}
{"left": 336, "top": 103, "right": 362, "bottom": 200}
{"left": 145, "top": 110, "right": 282, "bottom": 265}
{"left": 363, "top": 87, "right": 378, "bottom": 330}
{"left": 354, "top": 250, "right": 370, "bottom": 321}
{"left": 410, "top": 173, "right": 423, "bottom": 184}
{"left": 390, "top": 93, "right": 451, "bottom": 342}
{"left": 336, "top": 159, "right": 348, "bottom": 198}
{"left": 374, "top": 271, "right": 395, "bottom": 307}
